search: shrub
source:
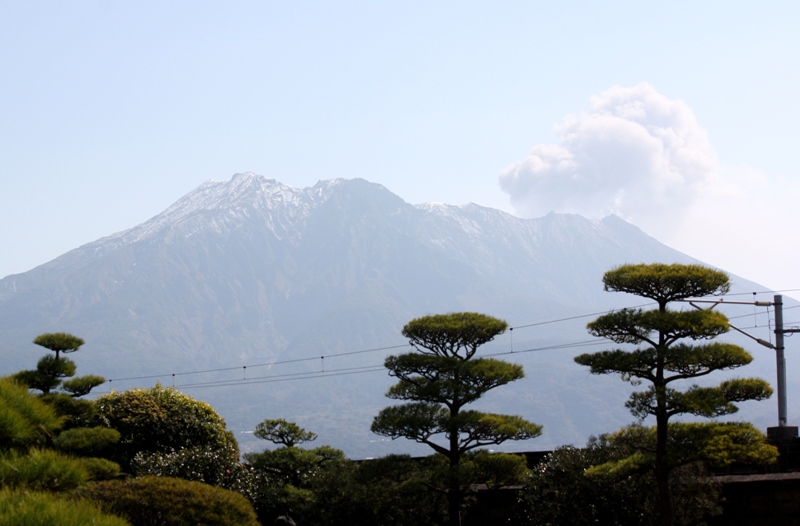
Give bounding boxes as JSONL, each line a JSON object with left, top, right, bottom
{"left": 0, "top": 449, "right": 88, "bottom": 492}
{"left": 54, "top": 426, "right": 121, "bottom": 455}
{"left": 11, "top": 368, "right": 62, "bottom": 395}
{"left": 73, "top": 476, "right": 260, "bottom": 526}
{"left": 131, "top": 442, "right": 258, "bottom": 500}
{"left": 301, "top": 454, "right": 446, "bottom": 526}
{"left": 40, "top": 393, "right": 97, "bottom": 428}
{"left": 93, "top": 385, "right": 235, "bottom": 469}
{"left": 245, "top": 444, "right": 345, "bottom": 487}
{"left": 0, "top": 377, "right": 62, "bottom": 450}
{"left": 515, "top": 436, "right": 721, "bottom": 526}
{"left": 78, "top": 457, "right": 122, "bottom": 481}
{"left": 0, "top": 488, "right": 129, "bottom": 526}
{"left": 244, "top": 444, "right": 347, "bottom": 524}
{"left": 247, "top": 451, "right": 447, "bottom": 526}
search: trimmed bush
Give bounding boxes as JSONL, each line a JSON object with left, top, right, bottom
{"left": 0, "top": 377, "right": 63, "bottom": 449}
{"left": 0, "top": 488, "right": 129, "bottom": 526}
{"left": 0, "top": 449, "right": 88, "bottom": 492}
{"left": 73, "top": 476, "right": 260, "bottom": 526}
{"left": 40, "top": 393, "right": 97, "bottom": 428}
{"left": 54, "top": 426, "right": 121, "bottom": 455}
{"left": 94, "top": 385, "right": 235, "bottom": 469}
{"left": 131, "top": 442, "right": 258, "bottom": 500}
{"left": 515, "top": 437, "right": 721, "bottom": 526}
{"left": 78, "top": 457, "right": 122, "bottom": 481}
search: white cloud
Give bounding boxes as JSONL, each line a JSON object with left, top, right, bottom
{"left": 499, "top": 83, "right": 720, "bottom": 240}
{"left": 499, "top": 83, "right": 800, "bottom": 291}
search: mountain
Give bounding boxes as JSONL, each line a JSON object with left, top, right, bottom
{"left": 0, "top": 173, "right": 790, "bottom": 457}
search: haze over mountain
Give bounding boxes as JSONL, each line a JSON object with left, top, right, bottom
{"left": 0, "top": 173, "right": 790, "bottom": 457}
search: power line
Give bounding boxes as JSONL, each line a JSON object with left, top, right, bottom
{"left": 722, "top": 288, "right": 800, "bottom": 298}
{"left": 107, "top": 343, "right": 410, "bottom": 383}
{"left": 102, "top": 290, "right": 795, "bottom": 389}
{"left": 93, "top": 338, "right": 612, "bottom": 395}
{"left": 510, "top": 303, "right": 654, "bottom": 330}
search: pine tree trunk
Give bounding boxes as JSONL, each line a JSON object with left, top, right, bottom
{"left": 656, "top": 409, "right": 673, "bottom": 526}
{"left": 447, "top": 487, "right": 462, "bottom": 526}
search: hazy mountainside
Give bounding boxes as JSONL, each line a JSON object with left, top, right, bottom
{"left": 0, "top": 173, "right": 790, "bottom": 457}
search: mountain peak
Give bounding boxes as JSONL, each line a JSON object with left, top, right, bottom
{"left": 0, "top": 173, "right": 775, "bottom": 459}
{"left": 98, "top": 174, "right": 309, "bottom": 247}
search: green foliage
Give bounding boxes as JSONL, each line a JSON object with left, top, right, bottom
{"left": 373, "top": 313, "right": 540, "bottom": 459}
{"left": 0, "top": 377, "right": 63, "bottom": 450}
{"left": 243, "top": 442, "right": 347, "bottom": 524}
{"left": 0, "top": 448, "right": 89, "bottom": 492}
{"left": 465, "top": 450, "right": 530, "bottom": 489}
{"left": 602, "top": 263, "right": 730, "bottom": 307}
{"left": 385, "top": 355, "right": 524, "bottom": 404}
{"left": 624, "top": 379, "right": 773, "bottom": 420}
{"left": 0, "top": 488, "right": 129, "bottom": 526}
{"left": 402, "top": 312, "right": 508, "bottom": 360}
{"left": 54, "top": 426, "right": 121, "bottom": 455}
{"left": 371, "top": 404, "right": 541, "bottom": 449}
{"left": 517, "top": 441, "right": 650, "bottom": 526}
{"left": 73, "top": 476, "right": 259, "bottom": 526}
{"left": 693, "top": 422, "right": 778, "bottom": 466}
{"left": 354, "top": 454, "right": 439, "bottom": 497}
{"left": 309, "top": 454, "right": 447, "bottom": 526}
{"left": 132, "top": 442, "right": 258, "bottom": 500}
{"left": 586, "top": 308, "right": 730, "bottom": 346}
{"left": 13, "top": 356, "right": 78, "bottom": 395}
{"left": 36, "top": 355, "right": 77, "bottom": 379}
{"left": 245, "top": 444, "right": 346, "bottom": 488}
{"left": 332, "top": 452, "right": 526, "bottom": 526}
{"left": 371, "top": 455, "right": 445, "bottom": 524}
{"left": 0, "top": 377, "right": 120, "bottom": 491}
{"left": 455, "top": 411, "right": 543, "bottom": 444}
{"left": 374, "top": 312, "right": 540, "bottom": 526}
{"left": 254, "top": 418, "right": 318, "bottom": 447}
{"left": 576, "top": 263, "right": 774, "bottom": 525}
{"left": 93, "top": 385, "right": 235, "bottom": 470}
{"left": 589, "top": 422, "right": 778, "bottom": 474}
{"left": 15, "top": 333, "right": 105, "bottom": 397}
{"left": 77, "top": 457, "right": 122, "bottom": 481}
{"left": 61, "top": 375, "right": 106, "bottom": 397}
{"left": 516, "top": 436, "right": 721, "bottom": 526}
{"left": 246, "top": 450, "right": 453, "bottom": 526}
{"left": 242, "top": 446, "right": 527, "bottom": 526}
{"left": 40, "top": 393, "right": 97, "bottom": 429}
{"left": 12, "top": 368, "right": 62, "bottom": 395}
{"left": 578, "top": 267, "right": 773, "bottom": 425}
{"left": 33, "top": 332, "right": 85, "bottom": 359}
{"left": 577, "top": 342, "right": 755, "bottom": 382}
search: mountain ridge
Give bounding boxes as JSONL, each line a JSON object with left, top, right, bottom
{"left": 0, "top": 173, "right": 787, "bottom": 457}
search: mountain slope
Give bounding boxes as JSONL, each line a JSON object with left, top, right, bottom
{"left": 0, "top": 173, "right": 786, "bottom": 457}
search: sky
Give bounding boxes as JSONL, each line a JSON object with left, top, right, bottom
{"left": 2, "top": 2, "right": 799, "bottom": 293}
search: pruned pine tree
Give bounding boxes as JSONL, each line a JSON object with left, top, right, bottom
{"left": 13, "top": 333, "right": 104, "bottom": 397}
{"left": 33, "top": 332, "right": 85, "bottom": 360}
{"left": 371, "top": 312, "right": 542, "bottom": 526}
{"left": 254, "top": 419, "right": 318, "bottom": 448}
{"left": 575, "top": 264, "right": 773, "bottom": 526}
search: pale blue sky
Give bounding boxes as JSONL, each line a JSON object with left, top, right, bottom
{"left": 2, "top": 2, "right": 799, "bottom": 292}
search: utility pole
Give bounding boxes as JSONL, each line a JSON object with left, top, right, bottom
{"left": 769, "top": 294, "right": 799, "bottom": 440}
{"left": 686, "top": 294, "right": 798, "bottom": 468}
{"left": 687, "top": 296, "right": 797, "bottom": 437}
{"left": 775, "top": 294, "right": 788, "bottom": 427}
